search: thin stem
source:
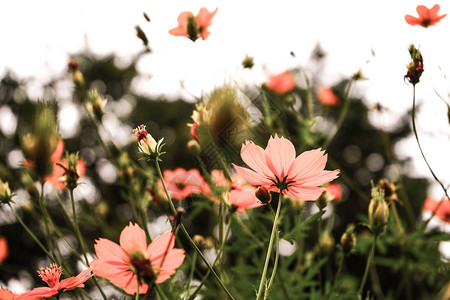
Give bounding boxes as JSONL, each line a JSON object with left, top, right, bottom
{"left": 135, "top": 278, "right": 140, "bottom": 300}
{"left": 264, "top": 228, "right": 280, "bottom": 299}
{"left": 358, "top": 235, "right": 377, "bottom": 297}
{"left": 411, "top": 85, "right": 450, "bottom": 207}
{"left": 327, "top": 254, "right": 344, "bottom": 300}
{"left": 155, "top": 159, "right": 235, "bottom": 300}
{"left": 322, "top": 79, "right": 354, "bottom": 149}
{"left": 256, "top": 193, "right": 282, "bottom": 300}
{"left": 8, "top": 203, "right": 55, "bottom": 261}
{"left": 38, "top": 184, "right": 58, "bottom": 262}
{"left": 184, "top": 251, "right": 198, "bottom": 300}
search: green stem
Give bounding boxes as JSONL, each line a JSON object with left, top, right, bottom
{"left": 327, "top": 254, "right": 344, "bottom": 300}
{"left": 69, "top": 189, "right": 108, "bottom": 300}
{"left": 256, "top": 193, "right": 282, "bottom": 300}
{"left": 264, "top": 228, "right": 280, "bottom": 300}
{"left": 411, "top": 85, "right": 450, "bottom": 224}
{"left": 135, "top": 277, "right": 140, "bottom": 300}
{"left": 155, "top": 158, "right": 235, "bottom": 300}
{"left": 8, "top": 203, "right": 55, "bottom": 261}
{"left": 322, "top": 79, "right": 354, "bottom": 149}
{"left": 38, "top": 184, "right": 58, "bottom": 262}
{"left": 358, "top": 235, "right": 377, "bottom": 297}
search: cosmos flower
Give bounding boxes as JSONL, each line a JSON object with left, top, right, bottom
{"left": 318, "top": 87, "right": 340, "bottom": 106}
{"left": 169, "top": 7, "right": 218, "bottom": 41}
{"left": 163, "top": 168, "right": 211, "bottom": 200}
{"left": 24, "top": 264, "right": 92, "bottom": 298}
{"left": 265, "top": 72, "right": 296, "bottom": 94}
{"left": 0, "top": 287, "right": 47, "bottom": 300}
{"left": 325, "top": 183, "right": 342, "bottom": 203}
{"left": 90, "top": 223, "right": 185, "bottom": 294}
{"left": 405, "top": 4, "right": 446, "bottom": 28}
{"left": 133, "top": 125, "right": 158, "bottom": 155}
{"left": 424, "top": 197, "right": 450, "bottom": 223}
{"left": 232, "top": 135, "right": 339, "bottom": 201}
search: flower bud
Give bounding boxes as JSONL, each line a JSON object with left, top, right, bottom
{"left": 132, "top": 125, "right": 157, "bottom": 155}
{"left": 319, "top": 232, "right": 335, "bottom": 254}
{"left": 186, "top": 14, "right": 200, "bottom": 42}
{"left": 404, "top": 44, "right": 423, "bottom": 85}
{"left": 242, "top": 55, "right": 254, "bottom": 69}
{"left": 86, "top": 90, "right": 107, "bottom": 121}
{"left": 255, "top": 186, "right": 271, "bottom": 204}
{"left": 340, "top": 224, "right": 356, "bottom": 254}
{"left": 287, "top": 196, "right": 304, "bottom": 211}
{"left": 189, "top": 122, "right": 199, "bottom": 142}
{"left": 377, "top": 179, "right": 398, "bottom": 203}
{"left": 60, "top": 153, "right": 84, "bottom": 191}
{"left": 187, "top": 139, "right": 200, "bottom": 155}
{"left": 135, "top": 25, "right": 149, "bottom": 47}
{"left": 0, "top": 180, "right": 12, "bottom": 204}
{"left": 368, "top": 185, "right": 389, "bottom": 227}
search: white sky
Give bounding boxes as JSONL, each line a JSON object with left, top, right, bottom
{"left": 1, "top": 0, "right": 449, "bottom": 198}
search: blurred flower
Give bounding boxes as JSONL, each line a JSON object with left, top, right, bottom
{"left": 189, "top": 122, "right": 199, "bottom": 142}
{"left": 169, "top": 7, "right": 218, "bottom": 41}
{"left": 211, "top": 169, "right": 229, "bottom": 188}
{"left": 405, "top": 4, "right": 446, "bottom": 28}
{"left": 405, "top": 44, "right": 423, "bottom": 85}
{"left": 162, "top": 168, "right": 210, "bottom": 200}
{"left": 133, "top": 125, "right": 157, "bottom": 155}
{"left": 318, "top": 87, "right": 340, "bottom": 106}
{"left": 326, "top": 183, "right": 342, "bottom": 203}
{"left": 0, "top": 287, "right": 46, "bottom": 300}
{"left": 25, "top": 264, "right": 92, "bottom": 298}
{"left": 86, "top": 89, "right": 107, "bottom": 121}
{"left": 230, "top": 186, "right": 264, "bottom": 214}
{"left": 340, "top": 224, "right": 356, "bottom": 254}
{"left": 265, "top": 72, "right": 295, "bottom": 94}
{"left": 91, "top": 223, "right": 185, "bottom": 294}
{"left": 424, "top": 197, "right": 450, "bottom": 223}
{"left": 233, "top": 135, "right": 339, "bottom": 200}
{"left": 0, "top": 236, "right": 8, "bottom": 265}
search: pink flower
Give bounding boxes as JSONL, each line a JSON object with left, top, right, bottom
{"left": 326, "top": 183, "right": 342, "bottom": 203}
{"left": 0, "top": 287, "right": 48, "bottom": 300}
{"left": 90, "top": 223, "right": 185, "bottom": 295}
{"left": 405, "top": 4, "right": 446, "bottom": 28}
{"left": 424, "top": 197, "right": 450, "bottom": 223}
{"left": 163, "top": 168, "right": 211, "bottom": 200}
{"left": 230, "top": 186, "right": 263, "bottom": 214}
{"left": 169, "top": 8, "right": 218, "bottom": 41}
{"left": 318, "top": 87, "right": 340, "bottom": 106}
{"left": 24, "top": 264, "right": 92, "bottom": 299}
{"left": 265, "top": 72, "right": 295, "bottom": 94}
{"left": 0, "top": 236, "right": 8, "bottom": 265}
{"left": 232, "top": 135, "right": 339, "bottom": 201}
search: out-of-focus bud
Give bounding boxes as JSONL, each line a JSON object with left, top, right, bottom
{"left": 117, "top": 153, "right": 134, "bottom": 184}
{"left": 242, "top": 54, "right": 254, "bottom": 69}
{"left": 186, "top": 14, "right": 200, "bottom": 42}
{"left": 368, "top": 184, "right": 389, "bottom": 230}
{"left": 340, "top": 224, "right": 356, "bottom": 254}
{"left": 21, "top": 172, "right": 39, "bottom": 201}
{"left": 95, "top": 201, "right": 109, "bottom": 218}
{"left": 68, "top": 60, "right": 84, "bottom": 88}
{"left": 316, "top": 191, "right": 328, "bottom": 210}
{"left": 189, "top": 122, "right": 199, "bottom": 142}
{"left": 376, "top": 179, "right": 398, "bottom": 203}
{"left": 352, "top": 69, "right": 365, "bottom": 81}
{"left": 0, "top": 180, "right": 12, "bottom": 204}
{"left": 193, "top": 235, "right": 206, "bottom": 247}
{"left": 21, "top": 102, "right": 60, "bottom": 180}
{"left": 255, "top": 186, "right": 271, "bottom": 204}
{"left": 404, "top": 44, "right": 423, "bottom": 85}
{"left": 319, "top": 232, "right": 335, "bottom": 254}
{"left": 58, "top": 153, "right": 83, "bottom": 191}
{"left": 143, "top": 12, "right": 150, "bottom": 22}
{"left": 187, "top": 139, "right": 201, "bottom": 155}
{"left": 135, "top": 25, "right": 149, "bottom": 47}
{"left": 132, "top": 125, "right": 158, "bottom": 155}
{"left": 86, "top": 90, "right": 107, "bottom": 121}
{"left": 322, "top": 183, "right": 342, "bottom": 204}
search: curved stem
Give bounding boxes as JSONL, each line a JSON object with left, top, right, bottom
{"left": 264, "top": 228, "right": 280, "bottom": 300}
{"left": 256, "top": 193, "right": 282, "bottom": 300}
{"left": 358, "top": 235, "right": 377, "bottom": 297}
{"left": 155, "top": 159, "right": 235, "bottom": 300}
{"left": 411, "top": 85, "right": 450, "bottom": 224}
{"left": 135, "top": 278, "right": 140, "bottom": 300}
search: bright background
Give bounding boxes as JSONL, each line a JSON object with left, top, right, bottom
{"left": 1, "top": 0, "right": 449, "bottom": 198}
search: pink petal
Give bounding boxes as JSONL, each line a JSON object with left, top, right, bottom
{"left": 240, "top": 140, "right": 273, "bottom": 178}
{"left": 196, "top": 7, "right": 218, "bottom": 28}
{"left": 287, "top": 149, "right": 327, "bottom": 182}
{"left": 230, "top": 187, "right": 263, "bottom": 211}
{"left": 58, "top": 268, "right": 93, "bottom": 291}
{"left": 169, "top": 26, "right": 188, "bottom": 37}
{"left": 119, "top": 222, "right": 148, "bottom": 254}
{"left": 405, "top": 15, "right": 421, "bottom": 25}
{"left": 300, "top": 170, "right": 340, "bottom": 187}
{"left": 124, "top": 275, "right": 148, "bottom": 295}
{"left": 264, "top": 135, "right": 296, "bottom": 179}
{"left": 416, "top": 5, "right": 430, "bottom": 19}
{"left": 232, "top": 164, "right": 272, "bottom": 187}
{"left": 286, "top": 186, "right": 326, "bottom": 201}
{"left": 93, "top": 238, "right": 128, "bottom": 263}
{"left": 147, "top": 231, "right": 175, "bottom": 262}
{"left": 90, "top": 259, "right": 133, "bottom": 287}
{"left": 50, "top": 140, "right": 64, "bottom": 163}
{"left": 153, "top": 248, "right": 185, "bottom": 283}
{"left": 429, "top": 4, "right": 440, "bottom": 16}
{"left": 20, "top": 287, "right": 58, "bottom": 299}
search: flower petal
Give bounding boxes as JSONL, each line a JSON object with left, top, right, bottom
{"left": 147, "top": 231, "right": 175, "bottom": 262}
{"left": 58, "top": 268, "right": 93, "bottom": 292}
{"left": 90, "top": 258, "right": 133, "bottom": 287}
{"left": 287, "top": 186, "right": 326, "bottom": 201}
{"left": 300, "top": 170, "right": 340, "bottom": 187}
{"left": 153, "top": 248, "right": 185, "bottom": 284}
{"left": 232, "top": 164, "right": 272, "bottom": 187}
{"left": 288, "top": 149, "right": 327, "bottom": 182}
{"left": 119, "top": 222, "right": 148, "bottom": 254}
{"left": 93, "top": 238, "right": 129, "bottom": 263}
{"left": 240, "top": 140, "right": 273, "bottom": 178}
{"left": 230, "top": 187, "right": 263, "bottom": 213}
{"left": 264, "top": 135, "right": 296, "bottom": 179}
{"left": 124, "top": 275, "right": 148, "bottom": 295}
{"left": 405, "top": 15, "right": 421, "bottom": 26}
{"left": 196, "top": 8, "right": 218, "bottom": 28}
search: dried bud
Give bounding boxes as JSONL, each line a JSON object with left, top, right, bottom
{"left": 405, "top": 44, "right": 423, "bottom": 85}
{"left": 68, "top": 60, "right": 79, "bottom": 71}
{"left": 143, "top": 12, "right": 150, "bottom": 22}
{"left": 255, "top": 186, "right": 271, "bottom": 204}
{"left": 377, "top": 179, "right": 398, "bottom": 203}
{"left": 0, "top": 180, "right": 12, "bottom": 204}
{"left": 242, "top": 55, "right": 254, "bottom": 69}
{"left": 340, "top": 224, "right": 356, "bottom": 254}
{"left": 352, "top": 69, "right": 365, "bottom": 81}
{"left": 193, "top": 235, "right": 206, "bottom": 247}
{"left": 86, "top": 90, "right": 107, "bottom": 121}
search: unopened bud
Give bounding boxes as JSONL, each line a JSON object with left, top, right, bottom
{"left": 186, "top": 14, "right": 199, "bottom": 42}
{"left": 58, "top": 153, "right": 84, "bottom": 191}
{"left": 86, "top": 90, "right": 107, "bottom": 121}
{"left": 377, "top": 179, "right": 397, "bottom": 203}
{"left": 0, "top": 180, "right": 12, "bottom": 204}
{"left": 340, "top": 224, "right": 356, "bottom": 254}
{"left": 255, "top": 186, "right": 271, "bottom": 204}
{"left": 133, "top": 125, "right": 157, "bottom": 155}
{"left": 72, "top": 70, "right": 84, "bottom": 87}
{"left": 187, "top": 139, "right": 200, "bottom": 155}
{"left": 242, "top": 55, "right": 254, "bottom": 69}
{"left": 404, "top": 44, "right": 423, "bottom": 85}
{"left": 368, "top": 184, "right": 389, "bottom": 228}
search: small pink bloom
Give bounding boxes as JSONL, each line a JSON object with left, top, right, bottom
{"left": 90, "top": 223, "right": 185, "bottom": 295}
{"left": 318, "top": 87, "right": 340, "bottom": 106}
{"left": 326, "top": 183, "right": 342, "bottom": 203}
{"left": 405, "top": 4, "right": 446, "bottom": 28}
{"left": 424, "top": 197, "right": 450, "bottom": 223}
{"left": 0, "top": 236, "right": 8, "bottom": 265}
{"left": 169, "top": 8, "right": 218, "bottom": 41}
{"left": 232, "top": 135, "right": 339, "bottom": 201}
{"left": 163, "top": 168, "right": 211, "bottom": 200}
{"left": 265, "top": 72, "right": 296, "bottom": 94}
